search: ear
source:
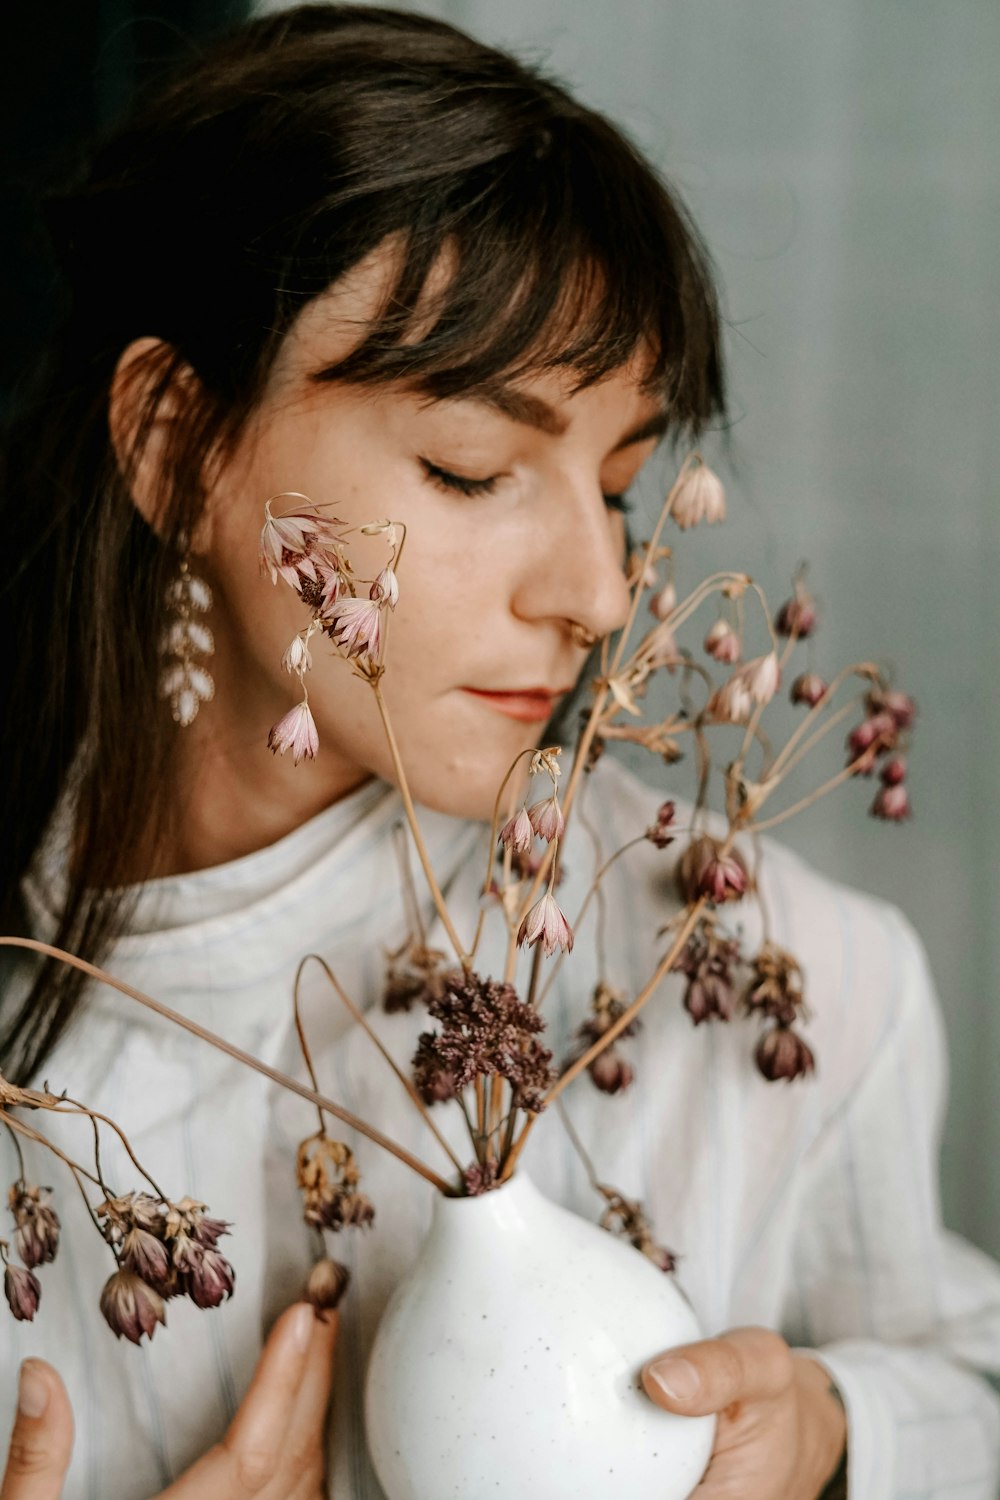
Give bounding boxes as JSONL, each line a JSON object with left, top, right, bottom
{"left": 108, "top": 337, "right": 213, "bottom": 548}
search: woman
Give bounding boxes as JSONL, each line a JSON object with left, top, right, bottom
{"left": 1, "top": 6, "right": 998, "bottom": 1498}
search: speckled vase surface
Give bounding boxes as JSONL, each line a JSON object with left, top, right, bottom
{"left": 364, "top": 1171, "right": 715, "bottom": 1500}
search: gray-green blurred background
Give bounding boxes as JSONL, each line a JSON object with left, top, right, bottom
{"left": 5, "top": 0, "right": 997, "bottom": 1257}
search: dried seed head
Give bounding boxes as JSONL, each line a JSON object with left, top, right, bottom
{"left": 645, "top": 799, "right": 677, "bottom": 849}
{"left": 677, "top": 836, "right": 751, "bottom": 906}
{"left": 755, "top": 1025, "right": 816, "bottom": 1083}
{"left": 305, "top": 1257, "right": 350, "bottom": 1313}
{"left": 4, "top": 1261, "right": 41, "bottom": 1322}
{"left": 296, "top": 1136, "right": 375, "bottom": 1233}
{"left": 99, "top": 1270, "right": 166, "bottom": 1343}
{"left": 120, "top": 1226, "right": 172, "bottom": 1291}
{"left": 8, "top": 1182, "right": 60, "bottom": 1269}
{"left": 743, "top": 942, "right": 808, "bottom": 1026}
{"left": 790, "top": 672, "right": 829, "bottom": 708}
{"left": 413, "top": 971, "right": 555, "bottom": 1115}
{"left": 174, "top": 1239, "right": 236, "bottom": 1309}
{"left": 671, "top": 916, "right": 744, "bottom": 1026}
{"left": 587, "top": 1048, "right": 635, "bottom": 1095}
{"left": 597, "top": 1187, "right": 676, "bottom": 1273}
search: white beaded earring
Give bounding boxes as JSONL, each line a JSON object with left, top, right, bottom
{"left": 158, "top": 554, "right": 215, "bottom": 726}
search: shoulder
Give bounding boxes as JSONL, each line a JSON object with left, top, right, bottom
{"left": 576, "top": 752, "right": 943, "bottom": 1118}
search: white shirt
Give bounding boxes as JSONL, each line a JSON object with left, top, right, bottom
{"left": 3, "top": 755, "right": 999, "bottom": 1499}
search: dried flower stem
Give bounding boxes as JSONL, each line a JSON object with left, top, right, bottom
{"left": 767, "top": 663, "right": 880, "bottom": 781}
{"left": 2, "top": 1111, "right": 109, "bottom": 1241}
{"left": 60, "top": 1100, "right": 168, "bottom": 1201}
{"left": 0, "top": 939, "right": 454, "bottom": 1196}
{"left": 371, "top": 683, "right": 470, "bottom": 968}
{"left": 768, "top": 696, "right": 863, "bottom": 781}
{"left": 500, "top": 895, "right": 708, "bottom": 1180}
{"left": 749, "top": 762, "right": 866, "bottom": 834}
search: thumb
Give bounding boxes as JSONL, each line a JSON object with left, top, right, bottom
{"left": 641, "top": 1325, "right": 795, "bottom": 1418}
{"left": 1, "top": 1360, "right": 75, "bottom": 1500}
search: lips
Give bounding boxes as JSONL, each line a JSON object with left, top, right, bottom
{"left": 461, "top": 686, "right": 571, "bottom": 724}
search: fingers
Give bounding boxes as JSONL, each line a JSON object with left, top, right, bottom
{"left": 641, "top": 1325, "right": 795, "bottom": 1418}
{"left": 1, "top": 1361, "right": 74, "bottom": 1500}
{"left": 285, "top": 1307, "right": 340, "bottom": 1453}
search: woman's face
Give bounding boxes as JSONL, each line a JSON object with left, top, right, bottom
{"left": 191, "top": 244, "right": 669, "bottom": 828}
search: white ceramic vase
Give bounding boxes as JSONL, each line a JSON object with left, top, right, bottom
{"left": 364, "top": 1172, "right": 715, "bottom": 1500}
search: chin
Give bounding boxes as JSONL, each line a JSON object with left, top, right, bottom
{"left": 394, "top": 732, "right": 564, "bottom": 825}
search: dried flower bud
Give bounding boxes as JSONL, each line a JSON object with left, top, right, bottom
{"left": 498, "top": 807, "right": 534, "bottom": 854}
{"left": 755, "top": 1025, "right": 815, "bottom": 1083}
{"left": 517, "top": 891, "right": 574, "bottom": 956}
{"left": 866, "top": 688, "right": 917, "bottom": 730}
{"left": 526, "top": 795, "right": 565, "bottom": 844}
{"left": 268, "top": 701, "right": 319, "bottom": 765}
{"left": 9, "top": 1182, "right": 60, "bottom": 1269}
{"left": 880, "top": 756, "right": 907, "bottom": 786}
{"left": 775, "top": 592, "right": 818, "bottom": 638}
{"left": 281, "top": 635, "right": 313, "bottom": 674}
{"left": 790, "top": 672, "right": 828, "bottom": 708}
{"left": 305, "top": 1257, "right": 350, "bottom": 1313}
{"left": 743, "top": 942, "right": 807, "bottom": 1026}
{"left": 747, "top": 652, "right": 781, "bottom": 705}
{"left": 598, "top": 1187, "right": 676, "bottom": 1274}
{"left": 870, "top": 783, "right": 911, "bottom": 821}
{"left": 370, "top": 566, "right": 399, "bottom": 609}
{"left": 645, "top": 800, "right": 677, "bottom": 849}
{"left": 176, "top": 1241, "right": 236, "bottom": 1309}
{"left": 4, "top": 1262, "right": 41, "bottom": 1322}
{"left": 649, "top": 580, "right": 677, "bottom": 621}
{"left": 120, "top": 1227, "right": 171, "bottom": 1290}
{"left": 670, "top": 457, "right": 726, "bottom": 530}
{"left": 529, "top": 746, "right": 562, "bottom": 781}
{"left": 100, "top": 1270, "right": 166, "bottom": 1343}
{"left": 677, "top": 836, "right": 750, "bottom": 906}
{"left": 671, "top": 916, "right": 743, "bottom": 1026}
{"left": 703, "top": 619, "right": 741, "bottom": 664}
{"left": 587, "top": 1048, "right": 635, "bottom": 1095}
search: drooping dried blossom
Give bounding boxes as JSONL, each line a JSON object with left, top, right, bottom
{"left": 671, "top": 917, "right": 744, "bottom": 1025}
{"left": 267, "top": 701, "right": 319, "bottom": 764}
{"left": 880, "top": 755, "right": 907, "bottom": 786}
{"left": 8, "top": 1181, "right": 60, "bottom": 1269}
{"left": 866, "top": 688, "right": 917, "bottom": 731}
{"left": 281, "top": 635, "right": 313, "bottom": 674}
{"left": 755, "top": 1025, "right": 816, "bottom": 1082}
{"left": 370, "top": 566, "right": 399, "bottom": 609}
{"left": 120, "top": 1226, "right": 171, "bottom": 1290}
{"left": 707, "top": 670, "right": 754, "bottom": 724}
{"left": 297, "top": 1136, "right": 374, "bottom": 1233}
{"left": 305, "top": 1257, "right": 350, "bottom": 1313}
{"left": 259, "top": 507, "right": 346, "bottom": 590}
{"left": 704, "top": 618, "right": 741, "bottom": 664}
{"left": 526, "top": 795, "right": 565, "bottom": 844}
{"left": 597, "top": 1187, "right": 676, "bottom": 1274}
{"left": 382, "top": 943, "right": 457, "bottom": 1014}
{"left": 846, "top": 711, "right": 898, "bottom": 774}
{"left": 498, "top": 807, "right": 534, "bottom": 854}
{"left": 412, "top": 971, "right": 555, "bottom": 1115}
{"left": 568, "top": 982, "right": 642, "bottom": 1094}
{"left": 100, "top": 1270, "right": 166, "bottom": 1344}
{"left": 871, "top": 783, "right": 911, "bottom": 822}
{"left": 324, "top": 595, "right": 384, "bottom": 659}
{"left": 670, "top": 457, "right": 726, "bottom": 531}
{"left": 646, "top": 800, "right": 677, "bottom": 849}
{"left": 4, "top": 1260, "right": 41, "bottom": 1321}
{"left": 649, "top": 580, "right": 677, "bottom": 621}
{"left": 775, "top": 588, "right": 818, "bottom": 638}
{"left": 676, "top": 836, "right": 751, "bottom": 906}
{"left": 173, "top": 1238, "right": 236, "bottom": 1309}
{"left": 463, "top": 1159, "right": 500, "bottom": 1196}
{"left": 529, "top": 746, "right": 562, "bottom": 782}
{"left": 747, "top": 652, "right": 781, "bottom": 705}
{"left": 790, "top": 672, "right": 828, "bottom": 707}
{"left": 517, "top": 892, "right": 574, "bottom": 957}
{"left": 743, "top": 942, "right": 807, "bottom": 1027}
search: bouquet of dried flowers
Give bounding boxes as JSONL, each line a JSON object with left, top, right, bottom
{"left": 0, "top": 453, "right": 916, "bottom": 1341}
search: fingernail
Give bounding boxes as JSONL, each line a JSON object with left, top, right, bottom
{"left": 18, "top": 1361, "right": 49, "bottom": 1419}
{"left": 647, "top": 1356, "right": 701, "bottom": 1402}
{"left": 289, "top": 1303, "right": 315, "bottom": 1353}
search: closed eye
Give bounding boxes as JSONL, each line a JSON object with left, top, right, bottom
{"left": 420, "top": 458, "right": 633, "bottom": 513}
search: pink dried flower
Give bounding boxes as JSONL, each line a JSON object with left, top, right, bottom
{"left": 871, "top": 783, "right": 911, "bottom": 821}
{"left": 100, "top": 1270, "right": 166, "bottom": 1344}
{"left": 846, "top": 711, "right": 897, "bottom": 773}
{"left": 174, "top": 1239, "right": 236, "bottom": 1309}
{"left": 587, "top": 1048, "right": 635, "bottom": 1095}
{"left": 413, "top": 971, "right": 555, "bottom": 1113}
{"left": 790, "top": 672, "right": 828, "bottom": 707}
{"left": 259, "top": 508, "right": 345, "bottom": 589}
{"left": 646, "top": 800, "right": 677, "bottom": 849}
{"left": 677, "top": 836, "right": 750, "bottom": 906}
{"left": 325, "top": 595, "right": 383, "bottom": 658}
{"left": 498, "top": 807, "right": 534, "bottom": 854}
{"left": 746, "top": 651, "right": 781, "bottom": 705}
{"left": 120, "top": 1226, "right": 171, "bottom": 1290}
{"left": 880, "top": 756, "right": 907, "bottom": 786}
{"left": 672, "top": 918, "right": 743, "bottom": 1025}
{"left": 755, "top": 1025, "right": 815, "bottom": 1082}
{"left": 268, "top": 700, "right": 319, "bottom": 764}
{"left": 775, "top": 591, "right": 818, "bottom": 638}
{"left": 707, "top": 672, "right": 755, "bottom": 724}
{"left": 281, "top": 635, "right": 312, "bottom": 674}
{"left": 649, "top": 580, "right": 677, "bottom": 621}
{"left": 526, "top": 795, "right": 565, "bottom": 843}
{"left": 867, "top": 688, "right": 917, "bottom": 730}
{"left": 4, "top": 1262, "right": 41, "bottom": 1322}
{"left": 370, "top": 566, "right": 399, "bottom": 609}
{"left": 568, "top": 982, "right": 641, "bottom": 1092}
{"left": 9, "top": 1182, "right": 60, "bottom": 1269}
{"left": 305, "top": 1257, "right": 350, "bottom": 1313}
{"left": 670, "top": 458, "right": 726, "bottom": 530}
{"left": 703, "top": 619, "right": 741, "bottom": 664}
{"left": 517, "top": 891, "right": 574, "bottom": 957}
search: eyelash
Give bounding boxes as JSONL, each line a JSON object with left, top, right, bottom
{"left": 419, "top": 458, "right": 633, "bottom": 513}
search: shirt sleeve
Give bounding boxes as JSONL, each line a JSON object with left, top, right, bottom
{"left": 789, "top": 909, "right": 1000, "bottom": 1498}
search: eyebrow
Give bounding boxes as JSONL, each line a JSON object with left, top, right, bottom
{"left": 450, "top": 382, "right": 671, "bottom": 451}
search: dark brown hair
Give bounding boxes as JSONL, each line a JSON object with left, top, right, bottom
{"left": 0, "top": 3, "right": 726, "bottom": 1081}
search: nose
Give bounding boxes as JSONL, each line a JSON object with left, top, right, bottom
{"left": 509, "top": 472, "right": 632, "bottom": 643}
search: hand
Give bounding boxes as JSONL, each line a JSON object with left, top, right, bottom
{"left": 641, "top": 1325, "right": 847, "bottom": 1499}
{"left": 0, "top": 1302, "right": 339, "bottom": 1500}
